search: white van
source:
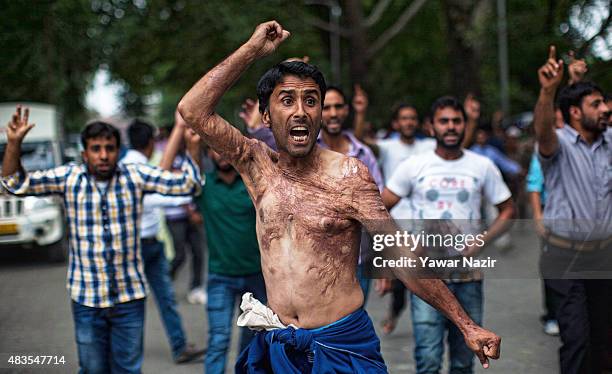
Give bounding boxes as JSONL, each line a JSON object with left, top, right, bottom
{"left": 0, "top": 103, "right": 66, "bottom": 261}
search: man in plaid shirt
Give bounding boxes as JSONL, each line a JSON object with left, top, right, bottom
{"left": 1, "top": 106, "right": 202, "bottom": 373}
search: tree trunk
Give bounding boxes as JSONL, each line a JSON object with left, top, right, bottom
{"left": 441, "top": 0, "right": 489, "bottom": 98}
{"left": 344, "top": 0, "right": 369, "bottom": 84}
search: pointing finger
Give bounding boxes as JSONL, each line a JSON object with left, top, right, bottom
{"left": 24, "top": 107, "right": 29, "bottom": 126}
{"left": 548, "top": 45, "right": 556, "bottom": 61}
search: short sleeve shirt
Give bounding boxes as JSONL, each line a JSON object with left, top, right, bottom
{"left": 377, "top": 138, "right": 436, "bottom": 183}
{"left": 387, "top": 149, "right": 511, "bottom": 220}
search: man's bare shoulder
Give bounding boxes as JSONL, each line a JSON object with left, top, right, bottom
{"left": 319, "top": 148, "right": 375, "bottom": 188}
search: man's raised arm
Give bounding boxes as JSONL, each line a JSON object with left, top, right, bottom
{"left": 534, "top": 46, "right": 563, "bottom": 157}
{"left": 177, "top": 21, "right": 289, "bottom": 164}
{"left": 2, "top": 106, "right": 35, "bottom": 177}
{"left": 352, "top": 85, "right": 380, "bottom": 156}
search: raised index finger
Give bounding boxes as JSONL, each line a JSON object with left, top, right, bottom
{"left": 23, "top": 107, "right": 29, "bottom": 126}
{"left": 548, "top": 45, "right": 556, "bottom": 61}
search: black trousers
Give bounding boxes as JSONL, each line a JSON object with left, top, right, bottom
{"left": 542, "top": 243, "right": 612, "bottom": 374}
{"left": 167, "top": 218, "right": 205, "bottom": 290}
{"left": 389, "top": 279, "right": 407, "bottom": 318}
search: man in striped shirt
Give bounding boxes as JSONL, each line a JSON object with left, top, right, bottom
{"left": 1, "top": 106, "right": 201, "bottom": 374}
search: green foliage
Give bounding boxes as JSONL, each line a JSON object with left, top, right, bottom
{"left": 94, "top": 0, "right": 327, "bottom": 126}
{"left": 0, "top": 0, "right": 103, "bottom": 132}
{"left": 1, "top": 0, "right": 609, "bottom": 133}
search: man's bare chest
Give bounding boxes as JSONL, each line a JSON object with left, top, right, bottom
{"left": 253, "top": 176, "right": 357, "bottom": 237}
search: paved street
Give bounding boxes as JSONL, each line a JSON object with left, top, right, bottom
{"left": 0, "top": 237, "right": 560, "bottom": 374}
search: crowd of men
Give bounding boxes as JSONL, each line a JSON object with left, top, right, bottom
{"left": 2, "top": 21, "right": 610, "bottom": 374}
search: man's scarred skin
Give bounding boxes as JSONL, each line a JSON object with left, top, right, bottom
{"left": 178, "top": 20, "right": 500, "bottom": 367}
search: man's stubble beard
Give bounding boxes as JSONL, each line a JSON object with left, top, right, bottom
{"left": 581, "top": 115, "right": 606, "bottom": 135}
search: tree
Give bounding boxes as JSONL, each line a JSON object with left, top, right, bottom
{"left": 0, "top": 0, "right": 104, "bottom": 132}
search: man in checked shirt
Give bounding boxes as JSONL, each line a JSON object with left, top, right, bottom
{"left": 1, "top": 106, "right": 202, "bottom": 374}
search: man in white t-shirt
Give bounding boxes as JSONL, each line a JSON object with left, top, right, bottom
{"left": 352, "top": 87, "right": 435, "bottom": 219}
{"left": 381, "top": 96, "right": 515, "bottom": 374}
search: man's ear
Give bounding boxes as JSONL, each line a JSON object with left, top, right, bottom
{"left": 262, "top": 109, "right": 271, "bottom": 128}
{"left": 81, "top": 150, "right": 88, "bottom": 164}
{"left": 569, "top": 105, "right": 582, "bottom": 122}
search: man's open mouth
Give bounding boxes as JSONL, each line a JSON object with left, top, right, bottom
{"left": 289, "top": 126, "right": 309, "bottom": 143}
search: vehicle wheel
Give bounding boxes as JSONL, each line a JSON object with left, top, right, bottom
{"left": 46, "top": 237, "right": 67, "bottom": 262}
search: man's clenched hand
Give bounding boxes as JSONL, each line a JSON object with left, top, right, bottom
{"left": 246, "top": 21, "right": 290, "bottom": 60}
{"left": 463, "top": 325, "right": 501, "bottom": 369}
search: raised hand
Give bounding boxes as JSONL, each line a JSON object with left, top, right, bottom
{"left": 567, "top": 50, "right": 587, "bottom": 85}
{"left": 239, "top": 98, "right": 263, "bottom": 130}
{"left": 184, "top": 126, "right": 202, "bottom": 167}
{"left": 6, "top": 105, "right": 35, "bottom": 144}
{"left": 246, "top": 21, "right": 291, "bottom": 60}
{"left": 184, "top": 127, "right": 201, "bottom": 148}
{"left": 538, "top": 45, "right": 564, "bottom": 93}
{"left": 352, "top": 84, "right": 369, "bottom": 115}
{"left": 463, "top": 325, "right": 501, "bottom": 369}
{"left": 464, "top": 94, "right": 481, "bottom": 122}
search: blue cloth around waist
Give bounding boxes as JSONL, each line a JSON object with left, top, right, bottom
{"left": 235, "top": 308, "right": 388, "bottom": 374}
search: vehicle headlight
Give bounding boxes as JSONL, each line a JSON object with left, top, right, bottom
{"left": 23, "top": 196, "right": 55, "bottom": 213}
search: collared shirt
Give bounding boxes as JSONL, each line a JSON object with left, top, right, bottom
{"left": 317, "top": 131, "right": 383, "bottom": 191}
{"left": 247, "top": 126, "right": 278, "bottom": 151}
{"left": 538, "top": 125, "right": 611, "bottom": 239}
{"left": 1, "top": 159, "right": 201, "bottom": 308}
{"left": 196, "top": 171, "right": 260, "bottom": 276}
{"left": 120, "top": 150, "right": 194, "bottom": 239}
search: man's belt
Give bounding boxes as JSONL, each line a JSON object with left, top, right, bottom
{"left": 543, "top": 231, "right": 612, "bottom": 252}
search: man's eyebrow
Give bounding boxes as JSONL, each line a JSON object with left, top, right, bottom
{"left": 304, "top": 89, "right": 320, "bottom": 96}
{"left": 278, "top": 89, "right": 295, "bottom": 96}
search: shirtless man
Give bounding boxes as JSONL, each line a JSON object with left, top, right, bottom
{"left": 178, "top": 21, "right": 501, "bottom": 373}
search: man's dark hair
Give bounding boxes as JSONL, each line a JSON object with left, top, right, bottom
{"left": 81, "top": 121, "right": 121, "bottom": 149}
{"left": 430, "top": 96, "right": 467, "bottom": 121}
{"left": 557, "top": 81, "right": 604, "bottom": 124}
{"left": 391, "top": 103, "right": 418, "bottom": 121}
{"left": 326, "top": 85, "right": 346, "bottom": 103}
{"left": 128, "top": 119, "right": 155, "bottom": 151}
{"left": 256, "top": 61, "right": 327, "bottom": 114}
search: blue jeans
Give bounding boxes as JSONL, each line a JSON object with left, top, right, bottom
{"left": 142, "top": 238, "right": 186, "bottom": 360}
{"left": 356, "top": 264, "right": 371, "bottom": 305}
{"left": 410, "top": 281, "right": 483, "bottom": 374}
{"left": 72, "top": 299, "right": 145, "bottom": 374}
{"left": 205, "top": 272, "right": 266, "bottom": 374}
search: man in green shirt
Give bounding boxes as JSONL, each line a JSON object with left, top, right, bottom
{"left": 194, "top": 145, "right": 266, "bottom": 374}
